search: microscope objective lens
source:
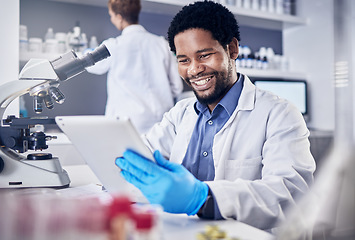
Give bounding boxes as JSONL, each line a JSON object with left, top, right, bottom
{"left": 44, "top": 94, "right": 54, "bottom": 109}
{"left": 33, "top": 95, "right": 43, "bottom": 113}
{"left": 49, "top": 87, "right": 65, "bottom": 104}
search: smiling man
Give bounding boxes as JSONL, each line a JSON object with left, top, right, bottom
{"left": 115, "top": 1, "right": 316, "bottom": 231}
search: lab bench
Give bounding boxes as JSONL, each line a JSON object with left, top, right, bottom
{"left": 62, "top": 164, "right": 275, "bottom": 240}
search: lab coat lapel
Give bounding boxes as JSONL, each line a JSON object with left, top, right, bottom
{"left": 213, "top": 75, "right": 256, "bottom": 180}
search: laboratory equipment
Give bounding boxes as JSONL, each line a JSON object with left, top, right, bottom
{"left": 0, "top": 44, "right": 110, "bottom": 189}
{"left": 253, "top": 79, "right": 308, "bottom": 116}
{"left": 68, "top": 22, "right": 86, "bottom": 52}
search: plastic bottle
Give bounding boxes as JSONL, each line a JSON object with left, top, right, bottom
{"left": 225, "top": 0, "right": 236, "bottom": 6}
{"left": 280, "top": 55, "right": 289, "bottom": 71}
{"left": 283, "top": 0, "right": 292, "bottom": 15}
{"left": 254, "top": 51, "right": 260, "bottom": 69}
{"left": 266, "top": 47, "right": 275, "bottom": 69}
{"left": 55, "top": 32, "right": 67, "bottom": 53}
{"left": 45, "top": 39, "right": 59, "bottom": 53}
{"left": 28, "top": 38, "right": 43, "bottom": 53}
{"left": 259, "top": 47, "right": 268, "bottom": 70}
{"left": 262, "top": 56, "right": 269, "bottom": 70}
{"left": 44, "top": 28, "right": 55, "bottom": 40}
{"left": 81, "top": 33, "right": 88, "bottom": 52}
{"left": 19, "top": 25, "right": 28, "bottom": 52}
{"left": 268, "top": 0, "right": 275, "bottom": 13}
{"left": 240, "top": 54, "right": 247, "bottom": 68}
{"left": 260, "top": 0, "right": 268, "bottom": 11}
{"left": 275, "top": 0, "right": 284, "bottom": 14}
{"left": 251, "top": 0, "right": 259, "bottom": 11}
{"left": 246, "top": 53, "right": 255, "bottom": 68}
{"left": 89, "top": 36, "right": 99, "bottom": 49}
{"left": 273, "top": 54, "right": 281, "bottom": 70}
{"left": 243, "top": 0, "right": 251, "bottom": 9}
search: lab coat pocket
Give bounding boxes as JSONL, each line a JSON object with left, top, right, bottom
{"left": 224, "top": 155, "right": 262, "bottom": 181}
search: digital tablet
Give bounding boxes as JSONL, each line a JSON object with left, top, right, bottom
{"left": 55, "top": 115, "right": 153, "bottom": 198}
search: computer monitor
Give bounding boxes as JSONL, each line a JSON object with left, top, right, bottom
{"left": 253, "top": 79, "right": 308, "bottom": 116}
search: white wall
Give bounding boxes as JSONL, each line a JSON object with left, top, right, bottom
{"left": 284, "top": 0, "right": 335, "bottom": 131}
{"left": 352, "top": 1, "right": 355, "bottom": 141}
{"left": 0, "top": 0, "right": 20, "bottom": 116}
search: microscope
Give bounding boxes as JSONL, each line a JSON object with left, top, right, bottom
{"left": 0, "top": 45, "right": 110, "bottom": 189}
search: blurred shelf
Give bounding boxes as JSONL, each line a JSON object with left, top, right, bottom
{"left": 28, "top": 1, "right": 308, "bottom": 80}
{"left": 239, "top": 68, "right": 307, "bottom": 80}
{"left": 20, "top": 51, "right": 306, "bottom": 80}
{"left": 49, "top": 0, "right": 307, "bottom": 31}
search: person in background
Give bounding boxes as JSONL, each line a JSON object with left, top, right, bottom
{"left": 86, "top": 0, "right": 183, "bottom": 134}
{"left": 115, "top": 1, "right": 316, "bottom": 232}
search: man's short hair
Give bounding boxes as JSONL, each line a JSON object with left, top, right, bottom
{"left": 108, "top": 0, "right": 141, "bottom": 24}
{"left": 167, "top": 1, "right": 241, "bottom": 54}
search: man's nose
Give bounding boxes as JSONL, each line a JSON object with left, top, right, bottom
{"left": 187, "top": 60, "right": 204, "bottom": 76}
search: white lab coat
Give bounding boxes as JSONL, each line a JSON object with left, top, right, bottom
{"left": 86, "top": 25, "right": 183, "bottom": 134}
{"left": 143, "top": 75, "right": 316, "bottom": 230}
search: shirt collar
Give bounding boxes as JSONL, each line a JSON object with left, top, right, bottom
{"left": 194, "top": 74, "right": 244, "bottom": 116}
{"left": 121, "top": 24, "right": 145, "bottom": 35}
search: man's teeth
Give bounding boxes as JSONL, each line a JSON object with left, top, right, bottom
{"left": 194, "top": 77, "right": 211, "bottom": 86}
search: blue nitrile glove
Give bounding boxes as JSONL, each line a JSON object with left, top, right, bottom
{"left": 115, "top": 149, "right": 209, "bottom": 215}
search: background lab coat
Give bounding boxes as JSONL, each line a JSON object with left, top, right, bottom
{"left": 143, "top": 75, "right": 316, "bottom": 230}
{"left": 87, "top": 25, "right": 183, "bottom": 134}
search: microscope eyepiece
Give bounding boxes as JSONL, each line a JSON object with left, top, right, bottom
{"left": 87, "top": 44, "right": 111, "bottom": 64}
{"left": 50, "top": 45, "right": 111, "bottom": 81}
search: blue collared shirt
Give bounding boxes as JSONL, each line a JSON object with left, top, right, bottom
{"left": 182, "top": 74, "right": 244, "bottom": 181}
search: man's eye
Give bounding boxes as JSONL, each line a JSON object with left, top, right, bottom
{"left": 200, "top": 53, "right": 212, "bottom": 59}
{"left": 178, "top": 59, "right": 189, "bottom": 64}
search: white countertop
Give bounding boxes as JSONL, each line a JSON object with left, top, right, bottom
{"left": 62, "top": 164, "right": 275, "bottom": 240}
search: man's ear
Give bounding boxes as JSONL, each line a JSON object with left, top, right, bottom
{"left": 228, "top": 38, "right": 239, "bottom": 60}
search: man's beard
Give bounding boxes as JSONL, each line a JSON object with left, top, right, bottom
{"left": 191, "top": 62, "right": 233, "bottom": 106}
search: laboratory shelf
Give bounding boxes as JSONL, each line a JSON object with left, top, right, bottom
{"left": 239, "top": 68, "right": 307, "bottom": 80}
{"left": 227, "top": 5, "right": 307, "bottom": 30}
{"left": 49, "top": 0, "right": 307, "bottom": 30}
{"left": 41, "top": 0, "right": 308, "bottom": 80}
{"left": 19, "top": 51, "right": 307, "bottom": 80}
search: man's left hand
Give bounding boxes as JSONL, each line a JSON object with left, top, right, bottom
{"left": 115, "top": 149, "right": 208, "bottom": 215}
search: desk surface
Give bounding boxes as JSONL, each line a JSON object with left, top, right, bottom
{"left": 62, "top": 164, "right": 275, "bottom": 240}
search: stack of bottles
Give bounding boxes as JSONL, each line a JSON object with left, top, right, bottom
{"left": 0, "top": 189, "right": 161, "bottom": 240}
{"left": 220, "top": 0, "right": 295, "bottom": 15}
{"left": 236, "top": 45, "right": 289, "bottom": 71}
{"left": 19, "top": 23, "right": 99, "bottom": 56}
